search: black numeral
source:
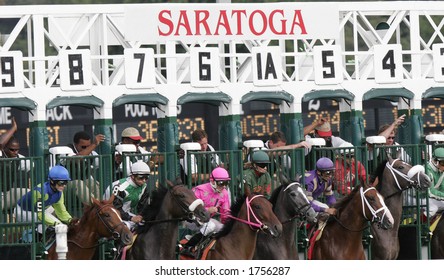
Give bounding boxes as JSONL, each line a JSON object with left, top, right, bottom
{"left": 68, "top": 54, "right": 84, "bottom": 85}
{"left": 382, "top": 50, "right": 396, "bottom": 77}
{"left": 199, "top": 52, "right": 211, "bottom": 81}
{"left": 321, "top": 50, "right": 335, "bottom": 79}
{"left": 134, "top": 53, "right": 145, "bottom": 83}
{"left": 1, "top": 56, "right": 15, "bottom": 87}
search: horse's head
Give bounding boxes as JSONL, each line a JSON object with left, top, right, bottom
{"left": 360, "top": 184, "right": 394, "bottom": 230}
{"left": 166, "top": 179, "right": 210, "bottom": 225}
{"left": 246, "top": 194, "right": 282, "bottom": 237}
{"left": 385, "top": 156, "right": 431, "bottom": 191}
{"left": 283, "top": 182, "right": 317, "bottom": 223}
{"left": 91, "top": 195, "right": 133, "bottom": 246}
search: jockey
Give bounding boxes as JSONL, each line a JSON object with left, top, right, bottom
{"left": 305, "top": 157, "right": 337, "bottom": 215}
{"left": 109, "top": 160, "right": 150, "bottom": 231}
{"left": 184, "top": 167, "right": 231, "bottom": 248}
{"left": 16, "top": 165, "right": 73, "bottom": 234}
{"left": 242, "top": 150, "right": 272, "bottom": 198}
{"left": 427, "top": 148, "right": 444, "bottom": 217}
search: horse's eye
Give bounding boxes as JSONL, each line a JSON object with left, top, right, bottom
{"left": 290, "top": 192, "right": 296, "bottom": 197}
{"left": 398, "top": 166, "right": 404, "bottom": 170}
{"left": 253, "top": 204, "right": 261, "bottom": 210}
{"left": 105, "top": 213, "right": 110, "bottom": 217}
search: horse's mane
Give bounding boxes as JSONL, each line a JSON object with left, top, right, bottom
{"left": 372, "top": 160, "right": 388, "bottom": 191}
{"left": 269, "top": 185, "right": 284, "bottom": 209}
{"left": 332, "top": 184, "right": 361, "bottom": 211}
{"left": 136, "top": 185, "right": 168, "bottom": 233}
{"left": 214, "top": 195, "right": 247, "bottom": 238}
{"left": 67, "top": 203, "right": 96, "bottom": 237}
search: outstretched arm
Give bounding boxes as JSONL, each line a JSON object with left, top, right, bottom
{"left": 304, "top": 118, "right": 327, "bottom": 136}
{"left": 378, "top": 114, "right": 406, "bottom": 139}
{"left": 0, "top": 117, "right": 17, "bottom": 149}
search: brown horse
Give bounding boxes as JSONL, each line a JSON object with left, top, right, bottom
{"left": 46, "top": 195, "right": 133, "bottom": 260}
{"left": 311, "top": 183, "right": 394, "bottom": 260}
{"left": 370, "top": 156, "right": 431, "bottom": 259}
{"left": 203, "top": 194, "right": 282, "bottom": 260}
{"left": 126, "top": 179, "right": 210, "bottom": 260}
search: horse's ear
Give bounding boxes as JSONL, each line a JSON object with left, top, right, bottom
{"left": 91, "top": 195, "right": 100, "bottom": 206}
{"left": 166, "top": 179, "right": 174, "bottom": 188}
{"left": 175, "top": 176, "right": 183, "bottom": 185}
{"left": 107, "top": 194, "right": 115, "bottom": 204}
{"left": 279, "top": 172, "right": 290, "bottom": 185}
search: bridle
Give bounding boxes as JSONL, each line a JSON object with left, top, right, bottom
{"left": 68, "top": 203, "right": 127, "bottom": 249}
{"left": 281, "top": 182, "right": 313, "bottom": 224}
{"left": 333, "top": 186, "right": 390, "bottom": 232}
{"left": 144, "top": 185, "right": 204, "bottom": 225}
{"left": 224, "top": 195, "right": 269, "bottom": 231}
{"left": 384, "top": 159, "right": 426, "bottom": 199}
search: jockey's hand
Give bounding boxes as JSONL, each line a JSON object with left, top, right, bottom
{"left": 324, "top": 207, "right": 337, "bottom": 216}
{"left": 131, "top": 215, "right": 143, "bottom": 223}
{"left": 208, "top": 206, "right": 218, "bottom": 214}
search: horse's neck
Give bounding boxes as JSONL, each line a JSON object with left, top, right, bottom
{"left": 335, "top": 194, "right": 368, "bottom": 233}
{"left": 216, "top": 218, "right": 259, "bottom": 259}
{"left": 380, "top": 171, "right": 404, "bottom": 220}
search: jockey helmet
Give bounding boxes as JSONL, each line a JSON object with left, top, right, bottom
{"left": 130, "top": 161, "right": 150, "bottom": 175}
{"left": 48, "top": 165, "right": 71, "bottom": 181}
{"left": 433, "top": 148, "right": 444, "bottom": 161}
{"left": 210, "top": 167, "right": 231, "bottom": 181}
{"left": 252, "top": 150, "right": 270, "bottom": 164}
{"left": 316, "top": 157, "right": 335, "bottom": 171}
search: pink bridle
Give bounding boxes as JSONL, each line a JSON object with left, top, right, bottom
{"left": 222, "top": 195, "right": 267, "bottom": 231}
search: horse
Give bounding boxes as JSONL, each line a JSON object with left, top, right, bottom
{"left": 253, "top": 180, "right": 317, "bottom": 260}
{"left": 125, "top": 179, "right": 210, "bottom": 260}
{"left": 431, "top": 213, "right": 444, "bottom": 259}
{"left": 310, "top": 183, "right": 394, "bottom": 260}
{"left": 200, "top": 194, "right": 282, "bottom": 260}
{"left": 46, "top": 195, "right": 133, "bottom": 260}
{"left": 370, "top": 155, "right": 431, "bottom": 260}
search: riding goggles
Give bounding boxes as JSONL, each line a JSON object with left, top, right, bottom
{"left": 55, "top": 180, "right": 68, "bottom": 186}
{"left": 134, "top": 175, "right": 149, "bottom": 180}
{"left": 321, "top": 170, "right": 334, "bottom": 176}
{"left": 215, "top": 180, "right": 230, "bottom": 187}
{"left": 255, "top": 163, "right": 268, "bottom": 168}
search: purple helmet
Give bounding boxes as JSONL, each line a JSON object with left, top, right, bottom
{"left": 316, "top": 157, "right": 335, "bottom": 171}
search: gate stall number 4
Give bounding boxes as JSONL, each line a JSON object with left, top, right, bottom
{"left": 374, "top": 44, "right": 403, "bottom": 84}
{"left": 0, "top": 51, "right": 24, "bottom": 93}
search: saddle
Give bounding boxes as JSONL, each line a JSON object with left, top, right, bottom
{"left": 306, "top": 212, "right": 331, "bottom": 260}
{"left": 179, "top": 235, "right": 217, "bottom": 260}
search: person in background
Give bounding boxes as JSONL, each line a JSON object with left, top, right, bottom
{"left": 334, "top": 142, "right": 366, "bottom": 196}
{"left": 304, "top": 118, "right": 347, "bottom": 148}
{"left": 65, "top": 131, "right": 105, "bottom": 204}
{"left": 304, "top": 157, "right": 337, "bottom": 215}
{"left": 377, "top": 114, "right": 410, "bottom": 162}
{"left": 243, "top": 150, "right": 272, "bottom": 198}
{"left": 16, "top": 165, "right": 73, "bottom": 235}
{"left": 180, "top": 128, "right": 221, "bottom": 185}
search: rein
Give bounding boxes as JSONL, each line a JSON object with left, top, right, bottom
{"left": 223, "top": 195, "right": 266, "bottom": 231}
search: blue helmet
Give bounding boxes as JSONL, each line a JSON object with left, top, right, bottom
{"left": 48, "top": 165, "right": 71, "bottom": 181}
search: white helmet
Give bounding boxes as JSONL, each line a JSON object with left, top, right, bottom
{"left": 130, "top": 161, "right": 150, "bottom": 175}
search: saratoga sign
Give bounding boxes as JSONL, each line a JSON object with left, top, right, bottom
{"left": 124, "top": 3, "right": 339, "bottom": 43}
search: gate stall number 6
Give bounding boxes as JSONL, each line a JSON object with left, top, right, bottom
{"left": 0, "top": 51, "right": 24, "bottom": 93}
{"left": 59, "top": 49, "right": 92, "bottom": 91}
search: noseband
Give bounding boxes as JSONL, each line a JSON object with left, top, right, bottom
{"left": 384, "top": 159, "right": 425, "bottom": 199}
{"left": 224, "top": 195, "right": 268, "bottom": 231}
{"left": 361, "top": 187, "right": 389, "bottom": 224}
{"left": 96, "top": 204, "right": 127, "bottom": 240}
{"left": 282, "top": 182, "right": 312, "bottom": 223}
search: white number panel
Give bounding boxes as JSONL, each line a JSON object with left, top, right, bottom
{"left": 0, "top": 51, "right": 23, "bottom": 93}
{"left": 190, "top": 47, "right": 220, "bottom": 87}
{"left": 313, "top": 45, "right": 343, "bottom": 85}
{"left": 124, "top": 48, "right": 156, "bottom": 89}
{"left": 433, "top": 43, "right": 444, "bottom": 82}
{"left": 252, "top": 46, "right": 282, "bottom": 86}
{"left": 374, "top": 44, "right": 403, "bottom": 84}
{"left": 59, "top": 49, "right": 92, "bottom": 91}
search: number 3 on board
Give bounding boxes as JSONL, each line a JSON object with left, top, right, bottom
{"left": 0, "top": 51, "right": 23, "bottom": 93}
{"left": 59, "top": 49, "right": 92, "bottom": 91}
{"left": 374, "top": 44, "right": 403, "bottom": 84}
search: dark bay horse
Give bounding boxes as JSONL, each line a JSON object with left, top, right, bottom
{"left": 203, "top": 194, "right": 282, "bottom": 260}
{"left": 370, "top": 156, "right": 431, "bottom": 260}
{"left": 254, "top": 181, "right": 317, "bottom": 260}
{"left": 126, "top": 180, "right": 210, "bottom": 260}
{"left": 47, "top": 195, "right": 133, "bottom": 260}
{"left": 431, "top": 213, "right": 444, "bottom": 259}
{"left": 311, "top": 183, "right": 394, "bottom": 260}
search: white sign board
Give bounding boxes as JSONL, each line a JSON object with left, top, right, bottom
{"left": 0, "top": 51, "right": 24, "bottom": 93}
{"left": 125, "top": 3, "right": 339, "bottom": 43}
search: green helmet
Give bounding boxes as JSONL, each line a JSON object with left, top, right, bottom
{"left": 434, "top": 148, "right": 444, "bottom": 160}
{"left": 252, "top": 150, "right": 270, "bottom": 163}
